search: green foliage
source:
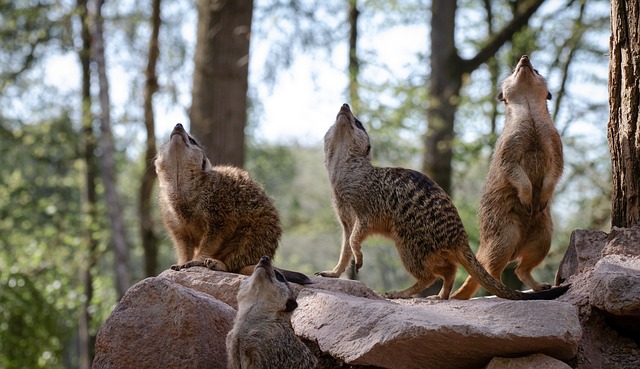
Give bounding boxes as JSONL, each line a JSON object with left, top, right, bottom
{"left": 0, "top": 272, "right": 65, "bottom": 369}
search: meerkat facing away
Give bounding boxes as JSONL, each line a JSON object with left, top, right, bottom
{"left": 155, "top": 124, "right": 310, "bottom": 284}
{"left": 451, "top": 55, "right": 564, "bottom": 299}
{"left": 226, "top": 256, "right": 317, "bottom": 369}
{"left": 315, "top": 104, "right": 568, "bottom": 300}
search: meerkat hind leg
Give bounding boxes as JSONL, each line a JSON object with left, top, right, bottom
{"left": 429, "top": 263, "right": 457, "bottom": 300}
{"left": 385, "top": 276, "right": 435, "bottom": 299}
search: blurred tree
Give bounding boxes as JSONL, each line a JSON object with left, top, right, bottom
{"left": 425, "top": 0, "right": 545, "bottom": 194}
{"left": 76, "top": 0, "right": 100, "bottom": 367}
{"left": 190, "top": 0, "right": 253, "bottom": 167}
{"left": 139, "top": 0, "right": 162, "bottom": 277}
{"left": 608, "top": 0, "right": 639, "bottom": 228}
{"left": 92, "top": 0, "right": 132, "bottom": 300}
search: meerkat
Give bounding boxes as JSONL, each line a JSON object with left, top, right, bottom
{"left": 315, "top": 103, "right": 568, "bottom": 300}
{"left": 155, "top": 123, "right": 310, "bottom": 284}
{"left": 450, "top": 55, "right": 564, "bottom": 299}
{"left": 226, "top": 256, "right": 317, "bottom": 369}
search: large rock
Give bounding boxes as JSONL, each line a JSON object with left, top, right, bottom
{"left": 92, "top": 277, "right": 235, "bottom": 369}
{"left": 556, "top": 226, "right": 640, "bottom": 369}
{"left": 293, "top": 289, "right": 581, "bottom": 369}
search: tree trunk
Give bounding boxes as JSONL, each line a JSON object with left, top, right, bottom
{"left": 76, "top": 0, "right": 98, "bottom": 367}
{"left": 424, "top": 0, "right": 545, "bottom": 194}
{"left": 189, "top": 0, "right": 253, "bottom": 168}
{"left": 140, "top": 0, "right": 161, "bottom": 277}
{"left": 348, "top": 0, "right": 360, "bottom": 114}
{"left": 424, "top": 0, "right": 460, "bottom": 194}
{"left": 608, "top": 0, "right": 640, "bottom": 228}
{"left": 92, "top": 0, "right": 132, "bottom": 298}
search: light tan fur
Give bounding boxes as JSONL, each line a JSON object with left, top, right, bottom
{"left": 226, "top": 256, "right": 317, "bottom": 369}
{"left": 451, "top": 55, "right": 564, "bottom": 299}
{"left": 155, "top": 124, "right": 310, "bottom": 284}
{"left": 316, "top": 104, "right": 568, "bottom": 300}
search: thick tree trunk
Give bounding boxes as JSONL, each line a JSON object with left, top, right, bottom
{"left": 76, "top": 0, "right": 98, "bottom": 367}
{"left": 140, "top": 0, "right": 161, "bottom": 277}
{"left": 424, "top": 0, "right": 460, "bottom": 194}
{"left": 608, "top": 0, "right": 640, "bottom": 228}
{"left": 189, "top": 0, "right": 253, "bottom": 167}
{"left": 92, "top": 0, "right": 131, "bottom": 298}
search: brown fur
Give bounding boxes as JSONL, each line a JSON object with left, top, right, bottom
{"left": 226, "top": 256, "right": 317, "bottom": 369}
{"left": 316, "top": 104, "right": 568, "bottom": 300}
{"left": 155, "top": 124, "right": 310, "bottom": 284}
{"left": 451, "top": 55, "right": 564, "bottom": 299}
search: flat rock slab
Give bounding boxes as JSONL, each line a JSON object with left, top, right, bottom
{"left": 293, "top": 289, "right": 582, "bottom": 369}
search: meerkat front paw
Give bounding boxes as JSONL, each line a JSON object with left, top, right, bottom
{"left": 203, "top": 258, "right": 227, "bottom": 271}
{"left": 385, "top": 290, "right": 410, "bottom": 299}
{"left": 315, "top": 271, "right": 340, "bottom": 278}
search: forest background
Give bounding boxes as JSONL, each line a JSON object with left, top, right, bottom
{"left": 0, "top": 0, "right": 614, "bottom": 368}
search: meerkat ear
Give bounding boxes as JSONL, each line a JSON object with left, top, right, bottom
{"left": 547, "top": 91, "right": 552, "bottom": 100}
{"left": 497, "top": 91, "right": 505, "bottom": 102}
{"left": 284, "top": 298, "right": 298, "bottom": 313}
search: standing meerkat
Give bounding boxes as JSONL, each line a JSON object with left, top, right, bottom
{"left": 155, "top": 124, "right": 310, "bottom": 284}
{"left": 451, "top": 55, "right": 564, "bottom": 299}
{"left": 227, "top": 256, "right": 317, "bottom": 369}
{"left": 315, "top": 103, "right": 568, "bottom": 300}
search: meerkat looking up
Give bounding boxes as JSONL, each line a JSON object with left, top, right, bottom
{"left": 226, "top": 256, "right": 317, "bottom": 369}
{"left": 155, "top": 124, "right": 310, "bottom": 284}
{"left": 316, "top": 103, "right": 568, "bottom": 300}
{"left": 451, "top": 55, "right": 564, "bottom": 299}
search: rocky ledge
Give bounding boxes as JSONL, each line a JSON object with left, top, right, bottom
{"left": 93, "top": 226, "right": 640, "bottom": 369}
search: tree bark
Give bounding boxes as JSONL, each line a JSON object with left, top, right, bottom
{"left": 424, "top": 0, "right": 545, "bottom": 194}
{"left": 92, "top": 0, "right": 132, "bottom": 298}
{"left": 76, "top": 0, "right": 98, "bottom": 367}
{"left": 189, "top": 0, "right": 253, "bottom": 167}
{"left": 140, "top": 0, "right": 161, "bottom": 277}
{"left": 608, "top": 0, "right": 640, "bottom": 228}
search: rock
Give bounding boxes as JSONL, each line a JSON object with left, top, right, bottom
{"left": 485, "top": 353, "right": 572, "bottom": 369}
{"left": 159, "top": 268, "right": 245, "bottom": 309}
{"left": 590, "top": 255, "right": 640, "bottom": 317}
{"left": 293, "top": 289, "right": 581, "bottom": 369}
{"left": 555, "top": 226, "right": 640, "bottom": 369}
{"left": 603, "top": 226, "right": 640, "bottom": 258}
{"left": 92, "top": 277, "right": 235, "bottom": 369}
{"left": 555, "top": 229, "right": 608, "bottom": 285}
{"left": 159, "top": 268, "right": 384, "bottom": 309}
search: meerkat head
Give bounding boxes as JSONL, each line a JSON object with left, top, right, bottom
{"left": 237, "top": 256, "right": 298, "bottom": 314}
{"left": 155, "top": 123, "right": 212, "bottom": 185}
{"left": 498, "top": 55, "right": 552, "bottom": 105}
{"left": 324, "top": 104, "right": 372, "bottom": 165}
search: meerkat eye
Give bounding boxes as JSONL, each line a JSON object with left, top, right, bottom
{"left": 274, "top": 270, "right": 286, "bottom": 283}
{"left": 534, "top": 69, "right": 540, "bottom": 75}
{"left": 188, "top": 137, "right": 197, "bottom": 145}
{"left": 354, "top": 118, "right": 366, "bottom": 132}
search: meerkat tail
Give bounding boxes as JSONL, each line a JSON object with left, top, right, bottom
{"left": 238, "top": 265, "right": 311, "bottom": 285}
{"left": 456, "top": 248, "right": 569, "bottom": 300}
{"left": 277, "top": 268, "right": 313, "bottom": 285}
